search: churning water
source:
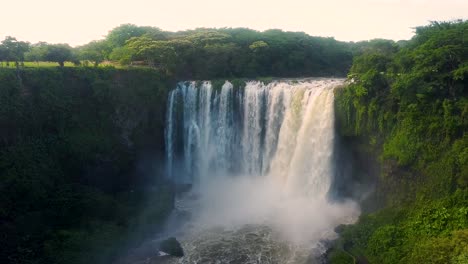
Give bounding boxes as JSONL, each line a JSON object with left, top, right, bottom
{"left": 164, "top": 79, "right": 359, "bottom": 263}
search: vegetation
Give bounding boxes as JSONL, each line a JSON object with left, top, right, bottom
{"left": 0, "top": 37, "right": 29, "bottom": 67}
{"left": 1, "top": 20, "right": 466, "bottom": 264}
{"left": 0, "top": 23, "right": 360, "bottom": 264}
{"left": 1, "top": 24, "right": 355, "bottom": 78}
{"left": 331, "top": 20, "right": 467, "bottom": 263}
{"left": 0, "top": 67, "right": 175, "bottom": 264}
{"left": 105, "top": 25, "right": 354, "bottom": 78}
{"left": 76, "top": 40, "right": 112, "bottom": 67}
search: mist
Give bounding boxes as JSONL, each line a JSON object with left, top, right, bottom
{"left": 192, "top": 175, "right": 360, "bottom": 244}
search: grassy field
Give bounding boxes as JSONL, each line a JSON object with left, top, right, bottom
{"left": 0, "top": 61, "right": 78, "bottom": 67}
{"left": 0, "top": 62, "right": 167, "bottom": 74}
{"left": 0, "top": 61, "right": 133, "bottom": 68}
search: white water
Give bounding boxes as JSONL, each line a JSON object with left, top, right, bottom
{"left": 164, "top": 79, "right": 359, "bottom": 263}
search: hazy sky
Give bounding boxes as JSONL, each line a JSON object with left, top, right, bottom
{"left": 1, "top": 0, "right": 467, "bottom": 46}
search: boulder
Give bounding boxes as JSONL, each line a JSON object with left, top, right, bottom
{"left": 158, "top": 237, "right": 184, "bottom": 257}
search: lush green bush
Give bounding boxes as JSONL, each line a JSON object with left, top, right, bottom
{"left": 327, "top": 249, "right": 354, "bottom": 264}
{"left": 334, "top": 190, "right": 468, "bottom": 264}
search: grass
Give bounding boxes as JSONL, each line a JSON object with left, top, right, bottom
{"left": 0, "top": 61, "right": 170, "bottom": 73}
{"left": 0, "top": 61, "right": 77, "bottom": 68}
{"left": 0, "top": 61, "right": 128, "bottom": 68}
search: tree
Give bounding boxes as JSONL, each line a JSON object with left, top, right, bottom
{"left": 0, "top": 36, "right": 30, "bottom": 67}
{"left": 77, "top": 40, "right": 111, "bottom": 66}
{"left": 249, "top": 40, "right": 268, "bottom": 50}
{"left": 105, "top": 25, "right": 355, "bottom": 78}
{"left": 126, "top": 37, "right": 178, "bottom": 73}
{"left": 24, "top": 42, "right": 48, "bottom": 64}
{"left": 202, "top": 42, "right": 239, "bottom": 77}
{"left": 106, "top": 24, "right": 166, "bottom": 48}
{"left": 44, "top": 44, "right": 75, "bottom": 67}
{"left": 109, "top": 46, "right": 135, "bottom": 65}
{"left": 182, "top": 30, "right": 231, "bottom": 46}
{"left": 0, "top": 44, "right": 6, "bottom": 67}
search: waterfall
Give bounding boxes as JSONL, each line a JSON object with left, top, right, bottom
{"left": 164, "top": 79, "right": 359, "bottom": 263}
{"left": 165, "top": 88, "right": 178, "bottom": 180}
{"left": 165, "top": 79, "right": 342, "bottom": 196}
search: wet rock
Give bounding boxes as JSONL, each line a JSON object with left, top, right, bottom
{"left": 159, "top": 237, "right": 184, "bottom": 257}
{"left": 334, "top": 224, "right": 347, "bottom": 234}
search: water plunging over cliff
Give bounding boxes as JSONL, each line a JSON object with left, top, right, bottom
{"left": 164, "top": 79, "right": 359, "bottom": 263}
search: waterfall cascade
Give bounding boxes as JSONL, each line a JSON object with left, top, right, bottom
{"left": 164, "top": 79, "right": 359, "bottom": 263}
{"left": 166, "top": 79, "right": 340, "bottom": 197}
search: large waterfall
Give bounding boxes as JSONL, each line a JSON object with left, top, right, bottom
{"left": 164, "top": 79, "right": 359, "bottom": 263}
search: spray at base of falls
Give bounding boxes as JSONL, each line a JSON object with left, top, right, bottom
{"left": 164, "top": 79, "right": 360, "bottom": 263}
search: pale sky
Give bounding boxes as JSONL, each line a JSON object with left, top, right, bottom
{"left": 1, "top": 0, "right": 467, "bottom": 46}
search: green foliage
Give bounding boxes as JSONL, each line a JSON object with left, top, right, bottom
{"left": 0, "top": 36, "right": 30, "bottom": 66}
{"left": 366, "top": 225, "right": 405, "bottom": 263}
{"left": 22, "top": 42, "right": 81, "bottom": 67}
{"left": 333, "top": 20, "right": 468, "bottom": 264}
{"left": 327, "top": 250, "right": 354, "bottom": 264}
{"left": 3, "top": 24, "right": 359, "bottom": 77}
{"left": 326, "top": 232, "right": 357, "bottom": 264}
{"left": 44, "top": 44, "right": 76, "bottom": 67}
{"left": 249, "top": 40, "right": 269, "bottom": 50}
{"left": 104, "top": 25, "right": 354, "bottom": 78}
{"left": 406, "top": 229, "right": 468, "bottom": 264}
{"left": 109, "top": 46, "right": 134, "bottom": 65}
{"left": 76, "top": 40, "right": 111, "bottom": 66}
{"left": 337, "top": 190, "right": 468, "bottom": 264}
{"left": 125, "top": 37, "right": 179, "bottom": 74}
{"left": 106, "top": 24, "right": 167, "bottom": 48}
{"left": 24, "top": 42, "right": 48, "bottom": 63}
{"left": 336, "top": 20, "right": 467, "bottom": 191}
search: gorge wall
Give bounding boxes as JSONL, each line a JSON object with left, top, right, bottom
{"left": 0, "top": 68, "right": 174, "bottom": 264}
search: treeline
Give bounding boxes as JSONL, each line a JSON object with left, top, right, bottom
{"left": 102, "top": 25, "right": 355, "bottom": 78}
{"left": 0, "top": 68, "right": 175, "bottom": 264}
{"left": 0, "top": 38, "right": 78, "bottom": 67}
{"left": 330, "top": 20, "right": 467, "bottom": 263}
{"left": 0, "top": 24, "right": 357, "bottom": 78}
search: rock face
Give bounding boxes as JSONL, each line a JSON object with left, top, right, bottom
{"left": 159, "top": 237, "right": 184, "bottom": 257}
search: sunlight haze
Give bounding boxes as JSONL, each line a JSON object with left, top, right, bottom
{"left": 2, "top": 0, "right": 468, "bottom": 45}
